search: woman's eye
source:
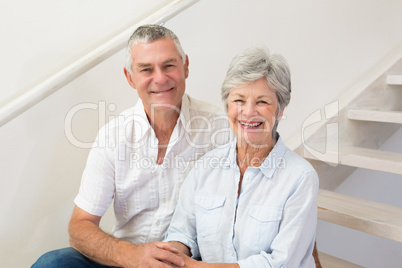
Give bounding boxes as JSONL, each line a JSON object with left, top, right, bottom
{"left": 234, "top": 99, "right": 244, "bottom": 103}
{"left": 258, "top": 101, "right": 268, "bottom": 104}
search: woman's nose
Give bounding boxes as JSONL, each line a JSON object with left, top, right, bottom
{"left": 242, "top": 102, "right": 258, "bottom": 117}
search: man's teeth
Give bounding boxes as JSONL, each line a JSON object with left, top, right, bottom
{"left": 239, "top": 121, "right": 262, "bottom": 127}
{"left": 153, "top": 88, "right": 172, "bottom": 94}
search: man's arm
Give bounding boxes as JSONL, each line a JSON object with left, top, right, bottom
{"left": 68, "top": 205, "right": 184, "bottom": 268}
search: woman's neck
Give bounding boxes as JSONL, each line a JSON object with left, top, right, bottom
{"left": 236, "top": 140, "right": 276, "bottom": 175}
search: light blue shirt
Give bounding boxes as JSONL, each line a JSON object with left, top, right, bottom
{"left": 165, "top": 136, "right": 318, "bottom": 268}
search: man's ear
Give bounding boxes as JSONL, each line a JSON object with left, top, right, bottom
{"left": 124, "top": 67, "right": 136, "bottom": 89}
{"left": 184, "top": 55, "right": 189, "bottom": 78}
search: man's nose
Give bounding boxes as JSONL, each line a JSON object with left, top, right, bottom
{"left": 153, "top": 68, "right": 168, "bottom": 84}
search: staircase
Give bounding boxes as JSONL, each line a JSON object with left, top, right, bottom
{"left": 288, "top": 52, "right": 402, "bottom": 267}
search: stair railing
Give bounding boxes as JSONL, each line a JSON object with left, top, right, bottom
{"left": 0, "top": 0, "right": 200, "bottom": 127}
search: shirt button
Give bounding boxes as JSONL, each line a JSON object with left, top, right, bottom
{"left": 162, "top": 198, "right": 167, "bottom": 203}
{"left": 156, "top": 221, "right": 160, "bottom": 226}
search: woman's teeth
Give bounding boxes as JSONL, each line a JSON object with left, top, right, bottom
{"left": 239, "top": 121, "right": 262, "bottom": 127}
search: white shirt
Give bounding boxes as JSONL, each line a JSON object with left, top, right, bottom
{"left": 74, "top": 94, "right": 231, "bottom": 244}
{"left": 165, "top": 137, "right": 319, "bottom": 268}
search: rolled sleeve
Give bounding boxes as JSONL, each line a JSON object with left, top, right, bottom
{"left": 74, "top": 128, "right": 116, "bottom": 217}
{"left": 237, "top": 253, "right": 272, "bottom": 268}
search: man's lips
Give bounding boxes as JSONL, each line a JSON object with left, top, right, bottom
{"left": 151, "top": 88, "right": 173, "bottom": 94}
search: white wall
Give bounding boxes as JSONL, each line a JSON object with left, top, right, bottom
{"left": 1, "top": 0, "right": 402, "bottom": 266}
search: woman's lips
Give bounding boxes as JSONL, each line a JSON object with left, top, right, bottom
{"left": 239, "top": 120, "right": 263, "bottom": 128}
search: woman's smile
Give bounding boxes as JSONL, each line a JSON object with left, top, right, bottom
{"left": 227, "top": 78, "right": 283, "bottom": 148}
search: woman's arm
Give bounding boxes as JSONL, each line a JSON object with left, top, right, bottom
{"left": 168, "top": 241, "right": 191, "bottom": 256}
{"left": 160, "top": 242, "right": 239, "bottom": 268}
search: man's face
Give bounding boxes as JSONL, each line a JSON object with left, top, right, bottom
{"left": 124, "top": 38, "right": 189, "bottom": 116}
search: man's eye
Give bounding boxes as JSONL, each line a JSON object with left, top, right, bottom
{"left": 141, "top": 68, "right": 151, "bottom": 72}
{"left": 234, "top": 100, "right": 244, "bottom": 103}
{"left": 257, "top": 101, "right": 268, "bottom": 104}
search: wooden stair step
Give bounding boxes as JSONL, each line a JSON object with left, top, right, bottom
{"left": 318, "top": 189, "right": 402, "bottom": 242}
{"left": 348, "top": 109, "right": 402, "bottom": 124}
{"left": 305, "top": 146, "right": 402, "bottom": 175}
{"left": 387, "top": 75, "right": 402, "bottom": 85}
{"left": 318, "top": 252, "right": 363, "bottom": 268}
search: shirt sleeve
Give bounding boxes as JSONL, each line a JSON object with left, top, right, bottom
{"left": 164, "top": 165, "right": 200, "bottom": 259}
{"left": 74, "top": 125, "right": 116, "bottom": 217}
{"left": 237, "top": 170, "right": 319, "bottom": 268}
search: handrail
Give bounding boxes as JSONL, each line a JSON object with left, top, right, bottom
{"left": 0, "top": 0, "right": 200, "bottom": 127}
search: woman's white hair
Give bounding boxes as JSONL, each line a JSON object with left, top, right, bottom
{"left": 221, "top": 46, "right": 291, "bottom": 116}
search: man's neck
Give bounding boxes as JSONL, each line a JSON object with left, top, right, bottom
{"left": 146, "top": 107, "right": 180, "bottom": 141}
{"left": 146, "top": 108, "right": 180, "bottom": 165}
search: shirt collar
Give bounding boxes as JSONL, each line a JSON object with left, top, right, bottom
{"left": 225, "top": 134, "right": 287, "bottom": 179}
{"left": 133, "top": 94, "right": 191, "bottom": 140}
{"left": 133, "top": 99, "right": 151, "bottom": 141}
{"left": 259, "top": 135, "right": 287, "bottom": 178}
{"left": 178, "top": 94, "right": 191, "bottom": 130}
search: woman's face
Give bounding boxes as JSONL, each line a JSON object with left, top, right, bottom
{"left": 227, "top": 78, "right": 283, "bottom": 149}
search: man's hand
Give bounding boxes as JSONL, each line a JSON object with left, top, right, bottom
{"left": 119, "top": 241, "right": 185, "bottom": 268}
{"left": 156, "top": 242, "right": 239, "bottom": 268}
{"left": 156, "top": 243, "right": 200, "bottom": 268}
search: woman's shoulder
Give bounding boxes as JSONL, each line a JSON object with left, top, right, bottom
{"left": 282, "top": 146, "right": 317, "bottom": 174}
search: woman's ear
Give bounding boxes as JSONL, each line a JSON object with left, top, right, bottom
{"left": 277, "top": 107, "right": 285, "bottom": 121}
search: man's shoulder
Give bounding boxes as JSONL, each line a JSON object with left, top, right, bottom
{"left": 97, "top": 105, "right": 137, "bottom": 138}
{"left": 186, "top": 95, "right": 225, "bottom": 117}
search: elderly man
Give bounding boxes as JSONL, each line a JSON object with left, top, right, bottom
{"left": 32, "top": 24, "right": 229, "bottom": 268}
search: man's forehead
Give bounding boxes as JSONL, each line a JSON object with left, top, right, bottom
{"left": 131, "top": 39, "right": 182, "bottom": 64}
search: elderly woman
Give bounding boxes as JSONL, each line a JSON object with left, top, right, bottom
{"left": 164, "top": 46, "right": 319, "bottom": 268}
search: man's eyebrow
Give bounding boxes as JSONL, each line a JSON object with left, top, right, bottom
{"left": 135, "top": 58, "right": 178, "bottom": 68}
{"left": 163, "top": 58, "right": 178, "bottom": 64}
{"left": 135, "top": 63, "right": 152, "bottom": 68}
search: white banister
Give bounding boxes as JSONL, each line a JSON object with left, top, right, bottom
{"left": 0, "top": 0, "right": 200, "bottom": 127}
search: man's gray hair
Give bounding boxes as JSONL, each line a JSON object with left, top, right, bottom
{"left": 125, "top": 24, "right": 186, "bottom": 74}
{"left": 221, "top": 46, "right": 291, "bottom": 116}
